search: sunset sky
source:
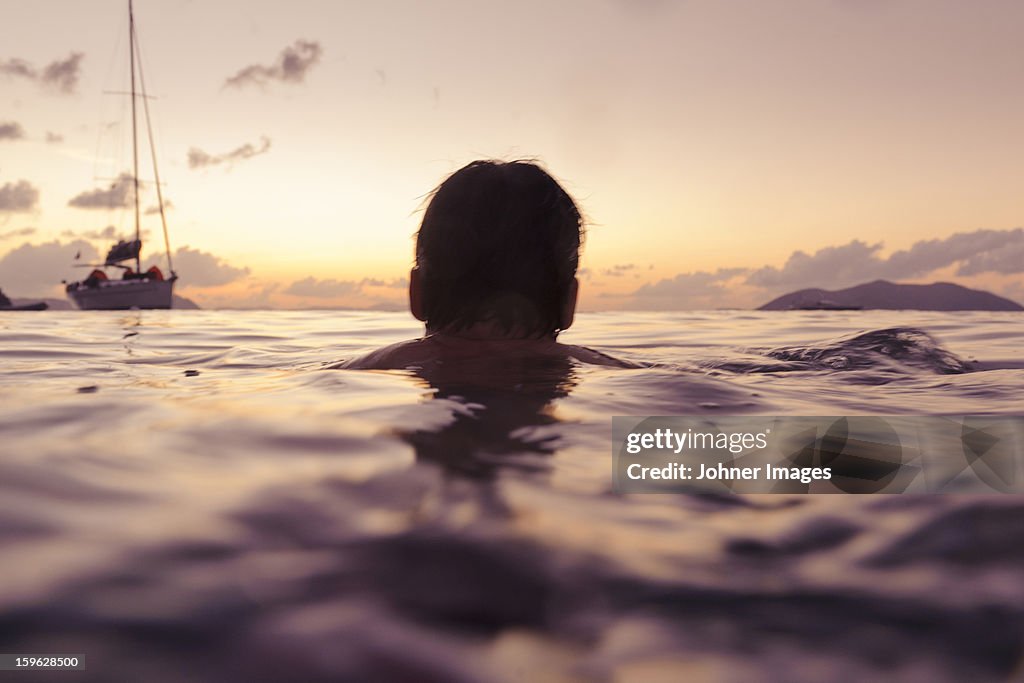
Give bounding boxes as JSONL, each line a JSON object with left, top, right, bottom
{"left": 1, "top": 0, "right": 1022, "bottom": 309}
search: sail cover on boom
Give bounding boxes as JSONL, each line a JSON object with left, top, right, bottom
{"left": 105, "top": 239, "right": 142, "bottom": 265}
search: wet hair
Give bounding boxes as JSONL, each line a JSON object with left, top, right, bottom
{"left": 415, "top": 160, "right": 583, "bottom": 337}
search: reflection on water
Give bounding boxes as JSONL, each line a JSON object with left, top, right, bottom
{"left": 401, "top": 355, "right": 576, "bottom": 479}
{"left": 0, "top": 310, "right": 1023, "bottom": 681}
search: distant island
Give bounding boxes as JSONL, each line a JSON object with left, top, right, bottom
{"left": 759, "top": 280, "right": 1023, "bottom": 311}
{"left": 173, "top": 295, "right": 201, "bottom": 310}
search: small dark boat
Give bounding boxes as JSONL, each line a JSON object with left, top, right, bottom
{"left": 2, "top": 302, "right": 49, "bottom": 311}
{"left": 0, "top": 289, "right": 48, "bottom": 311}
{"left": 792, "top": 300, "right": 863, "bottom": 311}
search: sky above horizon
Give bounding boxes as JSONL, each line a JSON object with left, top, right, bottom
{"left": 1, "top": 0, "right": 1023, "bottom": 309}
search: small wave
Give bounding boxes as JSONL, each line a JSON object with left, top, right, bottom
{"left": 710, "top": 327, "right": 971, "bottom": 376}
{"left": 769, "top": 327, "right": 971, "bottom": 374}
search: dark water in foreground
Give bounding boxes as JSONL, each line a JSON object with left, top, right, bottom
{"left": 0, "top": 310, "right": 1022, "bottom": 682}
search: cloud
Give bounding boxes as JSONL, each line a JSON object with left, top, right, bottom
{"left": 150, "top": 246, "right": 250, "bottom": 287}
{"left": 284, "top": 276, "right": 410, "bottom": 298}
{"left": 0, "top": 52, "right": 84, "bottom": 94}
{"left": 0, "top": 58, "right": 34, "bottom": 79}
{"left": 45, "top": 131, "right": 64, "bottom": 144}
{"left": 0, "top": 121, "right": 26, "bottom": 141}
{"left": 61, "top": 225, "right": 118, "bottom": 241}
{"left": 284, "top": 276, "right": 363, "bottom": 298}
{"left": 68, "top": 173, "right": 134, "bottom": 209}
{"left": 627, "top": 268, "right": 750, "bottom": 309}
{"left": 957, "top": 241, "right": 1024, "bottom": 276}
{"left": 191, "top": 280, "right": 282, "bottom": 309}
{"left": 361, "top": 276, "right": 408, "bottom": 288}
{"left": 620, "top": 228, "right": 1024, "bottom": 309}
{"left": 746, "top": 228, "right": 1024, "bottom": 289}
{"left": 885, "top": 228, "right": 1024, "bottom": 276}
{"left": 745, "top": 240, "right": 882, "bottom": 289}
{"left": 0, "top": 227, "right": 36, "bottom": 240}
{"left": 41, "top": 53, "right": 84, "bottom": 93}
{"left": 602, "top": 263, "right": 636, "bottom": 277}
{"left": 61, "top": 226, "right": 152, "bottom": 243}
{"left": 144, "top": 199, "right": 173, "bottom": 215}
{"left": 224, "top": 40, "right": 322, "bottom": 89}
{"left": 0, "top": 239, "right": 98, "bottom": 296}
{"left": 0, "top": 180, "right": 40, "bottom": 212}
{"left": 187, "top": 137, "right": 271, "bottom": 169}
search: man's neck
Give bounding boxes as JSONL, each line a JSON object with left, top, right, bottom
{"left": 426, "top": 320, "right": 557, "bottom": 343}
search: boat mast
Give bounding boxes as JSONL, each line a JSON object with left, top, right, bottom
{"left": 133, "top": 17, "right": 174, "bottom": 276}
{"left": 129, "top": 0, "right": 141, "bottom": 274}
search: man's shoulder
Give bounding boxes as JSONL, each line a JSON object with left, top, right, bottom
{"left": 333, "top": 337, "right": 641, "bottom": 370}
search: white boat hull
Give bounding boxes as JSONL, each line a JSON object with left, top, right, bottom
{"left": 67, "top": 278, "right": 175, "bottom": 310}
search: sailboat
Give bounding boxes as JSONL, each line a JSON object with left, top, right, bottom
{"left": 66, "top": 0, "right": 177, "bottom": 310}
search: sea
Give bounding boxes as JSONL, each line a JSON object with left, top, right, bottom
{"left": 0, "top": 309, "right": 1022, "bottom": 682}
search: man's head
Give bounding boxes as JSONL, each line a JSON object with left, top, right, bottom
{"left": 411, "top": 160, "right": 582, "bottom": 338}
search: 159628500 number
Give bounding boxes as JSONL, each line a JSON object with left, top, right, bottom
{"left": 0, "top": 655, "right": 85, "bottom": 671}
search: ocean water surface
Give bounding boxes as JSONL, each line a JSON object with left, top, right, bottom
{"left": 0, "top": 309, "right": 1022, "bottom": 682}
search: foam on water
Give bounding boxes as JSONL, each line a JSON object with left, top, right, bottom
{"left": 0, "top": 309, "right": 1022, "bottom": 681}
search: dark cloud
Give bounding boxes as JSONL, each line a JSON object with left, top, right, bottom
{"left": 45, "top": 131, "right": 64, "bottom": 144}
{"left": 149, "top": 246, "right": 249, "bottom": 287}
{"left": 68, "top": 173, "right": 134, "bottom": 210}
{"left": 0, "top": 239, "right": 98, "bottom": 296}
{"left": 0, "top": 227, "right": 36, "bottom": 240}
{"left": 42, "top": 53, "right": 84, "bottom": 93}
{"left": 0, "top": 52, "right": 84, "bottom": 94}
{"left": 0, "top": 180, "right": 40, "bottom": 212}
{"left": 0, "top": 58, "right": 34, "bottom": 79}
{"left": 188, "top": 137, "right": 271, "bottom": 169}
{"left": 284, "top": 276, "right": 362, "bottom": 298}
{"left": 224, "top": 40, "right": 322, "bottom": 89}
{"left": 0, "top": 121, "right": 26, "bottom": 140}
